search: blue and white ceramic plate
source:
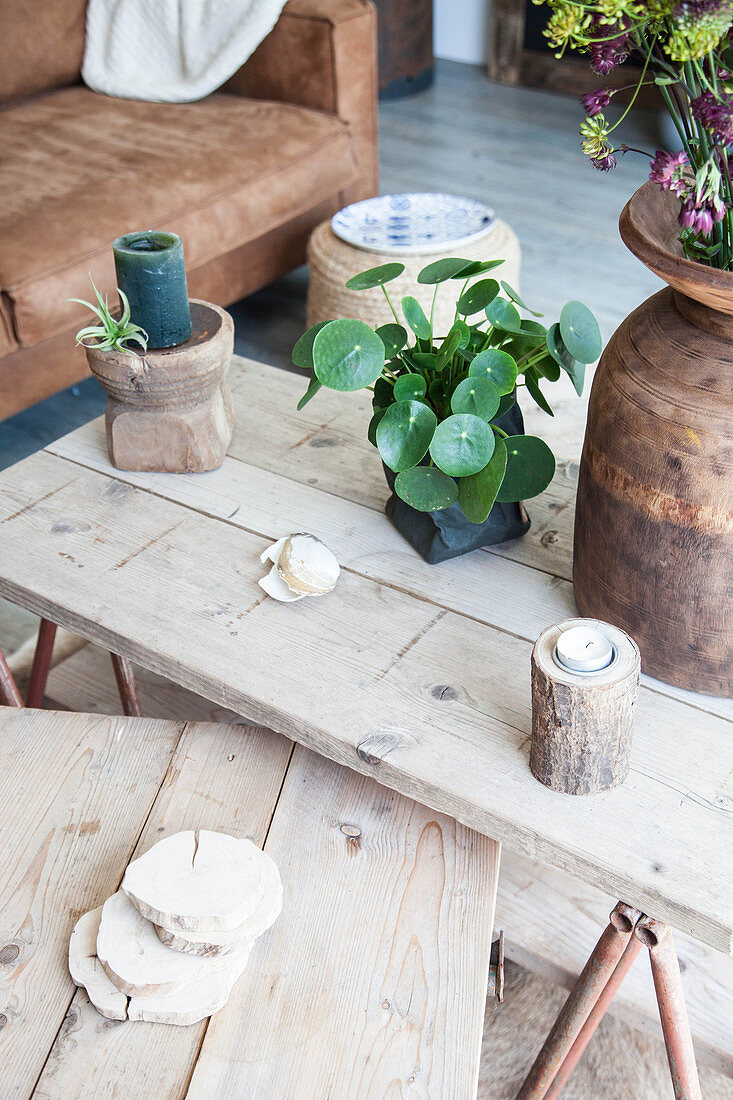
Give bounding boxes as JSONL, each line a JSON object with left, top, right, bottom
{"left": 332, "top": 193, "right": 497, "bottom": 255}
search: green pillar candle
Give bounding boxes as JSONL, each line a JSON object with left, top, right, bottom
{"left": 113, "top": 230, "right": 192, "bottom": 349}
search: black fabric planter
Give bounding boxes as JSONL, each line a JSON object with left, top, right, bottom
{"left": 383, "top": 396, "right": 531, "bottom": 564}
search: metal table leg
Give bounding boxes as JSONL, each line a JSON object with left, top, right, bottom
{"left": 636, "top": 917, "right": 702, "bottom": 1100}
{"left": 516, "top": 902, "right": 641, "bottom": 1099}
{"left": 516, "top": 905, "right": 702, "bottom": 1100}
{"left": 0, "top": 643, "right": 23, "bottom": 707}
{"left": 110, "top": 652, "right": 143, "bottom": 717}
{"left": 543, "top": 934, "right": 643, "bottom": 1100}
{"left": 26, "top": 618, "right": 57, "bottom": 707}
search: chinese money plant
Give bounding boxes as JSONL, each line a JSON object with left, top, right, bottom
{"left": 293, "top": 259, "right": 600, "bottom": 523}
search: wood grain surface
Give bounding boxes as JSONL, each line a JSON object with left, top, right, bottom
{"left": 0, "top": 708, "right": 182, "bottom": 1098}
{"left": 0, "top": 361, "right": 731, "bottom": 951}
{"left": 43, "top": 645, "right": 733, "bottom": 1078}
{"left": 32, "top": 718, "right": 292, "bottom": 1100}
{"left": 187, "top": 745, "right": 499, "bottom": 1099}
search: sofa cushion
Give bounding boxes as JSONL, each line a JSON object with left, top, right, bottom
{"left": 0, "top": 0, "right": 86, "bottom": 104}
{"left": 0, "top": 87, "right": 357, "bottom": 349}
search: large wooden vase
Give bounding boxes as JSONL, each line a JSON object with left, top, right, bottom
{"left": 574, "top": 183, "right": 733, "bottom": 696}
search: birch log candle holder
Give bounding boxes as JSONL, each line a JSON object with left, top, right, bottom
{"left": 530, "top": 618, "right": 641, "bottom": 796}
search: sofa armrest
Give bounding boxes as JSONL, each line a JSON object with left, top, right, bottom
{"left": 224, "top": 0, "right": 378, "bottom": 202}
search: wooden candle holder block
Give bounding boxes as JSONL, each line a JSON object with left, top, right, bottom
{"left": 85, "top": 300, "right": 234, "bottom": 473}
{"left": 530, "top": 618, "right": 641, "bottom": 796}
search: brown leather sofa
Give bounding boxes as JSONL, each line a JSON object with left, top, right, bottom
{"left": 0, "top": 0, "right": 378, "bottom": 420}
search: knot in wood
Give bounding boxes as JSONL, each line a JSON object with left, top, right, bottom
{"left": 340, "top": 824, "right": 361, "bottom": 839}
{"left": 430, "top": 683, "right": 459, "bottom": 701}
{"left": 0, "top": 944, "right": 20, "bottom": 965}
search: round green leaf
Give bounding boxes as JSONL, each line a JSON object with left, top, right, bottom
{"left": 485, "top": 298, "right": 522, "bottom": 333}
{"left": 373, "top": 375, "right": 394, "bottom": 407}
{"left": 429, "top": 376, "right": 449, "bottom": 407}
{"left": 368, "top": 406, "right": 386, "bottom": 447}
{"left": 469, "top": 349, "right": 517, "bottom": 395}
{"left": 417, "top": 257, "right": 471, "bottom": 284}
{"left": 376, "top": 399, "right": 437, "bottom": 472}
{"left": 402, "top": 296, "right": 431, "bottom": 339}
{"left": 345, "top": 263, "right": 405, "bottom": 290}
{"left": 429, "top": 413, "right": 495, "bottom": 477}
{"left": 458, "top": 437, "right": 508, "bottom": 523}
{"left": 292, "top": 320, "right": 331, "bottom": 370}
{"left": 534, "top": 353, "right": 561, "bottom": 382}
{"left": 496, "top": 435, "right": 556, "bottom": 502}
{"left": 520, "top": 318, "right": 548, "bottom": 337}
{"left": 436, "top": 322, "right": 465, "bottom": 370}
{"left": 500, "top": 281, "right": 543, "bottom": 317}
{"left": 546, "top": 323, "right": 585, "bottom": 396}
{"left": 376, "top": 323, "right": 407, "bottom": 357}
{"left": 297, "top": 374, "right": 322, "bottom": 410}
{"left": 394, "top": 466, "right": 458, "bottom": 512}
{"left": 559, "top": 301, "right": 602, "bottom": 364}
{"left": 451, "top": 376, "right": 501, "bottom": 419}
{"left": 313, "top": 320, "right": 385, "bottom": 391}
{"left": 456, "top": 279, "right": 500, "bottom": 315}
{"left": 449, "top": 259, "right": 505, "bottom": 278}
{"left": 393, "top": 373, "right": 427, "bottom": 401}
{"left": 524, "top": 367, "right": 554, "bottom": 416}
{"left": 495, "top": 391, "right": 516, "bottom": 420}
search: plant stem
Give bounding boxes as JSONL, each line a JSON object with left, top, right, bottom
{"left": 429, "top": 284, "right": 439, "bottom": 344}
{"left": 380, "top": 284, "right": 401, "bottom": 325}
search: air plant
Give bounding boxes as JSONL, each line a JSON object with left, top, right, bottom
{"left": 71, "top": 276, "right": 148, "bottom": 354}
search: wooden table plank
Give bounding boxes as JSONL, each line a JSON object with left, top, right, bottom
{"left": 46, "top": 410, "right": 731, "bottom": 723}
{"left": 45, "top": 641, "right": 733, "bottom": 1082}
{"left": 0, "top": 452, "right": 730, "bottom": 951}
{"left": 32, "top": 717, "right": 292, "bottom": 1100}
{"left": 187, "top": 745, "right": 499, "bottom": 1099}
{"left": 0, "top": 707, "right": 182, "bottom": 1099}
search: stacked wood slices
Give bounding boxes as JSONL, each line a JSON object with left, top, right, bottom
{"left": 69, "top": 830, "right": 282, "bottom": 1025}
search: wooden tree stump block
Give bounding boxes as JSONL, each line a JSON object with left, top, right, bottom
{"left": 530, "top": 618, "right": 641, "bottom": 796}
{"left": 84, "top": 300, "right": 234, "bottom": 473}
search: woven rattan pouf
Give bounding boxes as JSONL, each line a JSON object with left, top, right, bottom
{"left": 306, "top": 216, "right": 521, "bottom": 337}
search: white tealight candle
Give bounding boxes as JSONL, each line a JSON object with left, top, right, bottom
{"left": 554, "top": 625, "right": 614, "bottom": 673}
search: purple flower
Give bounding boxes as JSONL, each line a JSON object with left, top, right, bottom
{"left": 678, "top": 192, "right": 726, "bottom": 235}
{"left": 691, "top": 90, "right": 733, "bottom": 144}
{"left": 581, "top": 89, "right": 612, "bottom": 117}
{"left": 589, "top": 17, "right": 630, "bottom": 75}
{"left": 591, "top": 151, "right": 617, "bottom": 171}
{"left": 649, "top": 149, "right": 690, "bottom": 195}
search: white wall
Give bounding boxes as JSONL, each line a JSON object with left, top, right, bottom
{"left": 433, "top": 0, "right": 490, "bottom": 65}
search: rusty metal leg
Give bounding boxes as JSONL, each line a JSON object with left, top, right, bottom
{"left": 109, "top": 653, "right": 143, "bottom": 717}
{"left": 516, "top": 902, "right": 642, "bottom": 1100}
{"left": 543, "top": 934, "right": 643, "bottom": 1100}
{"left": 26, "top": 618, "right": 58, "bottom": 708}
{"left": 636, "top": 918, "right": 702, "bottom": 1100}
{"left": 0, "top": 644, "right": 23, "bottom": 707}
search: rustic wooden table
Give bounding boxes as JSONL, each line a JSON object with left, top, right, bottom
{"left": 1, "top": 357, "right": 731, "bottom": 1095}
{"left": 1, "top": 703, "right": 500, "bottom": 1098}
{"left": 0, "top": 358, "right": 730, "bottom": 955}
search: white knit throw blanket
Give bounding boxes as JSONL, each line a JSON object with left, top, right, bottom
{"left": 82, "top": 0, "right": 286, "bottom": 102}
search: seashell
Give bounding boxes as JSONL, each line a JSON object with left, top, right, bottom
{"left": 258, "top": 533, "right": 340, "bottom": 602}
